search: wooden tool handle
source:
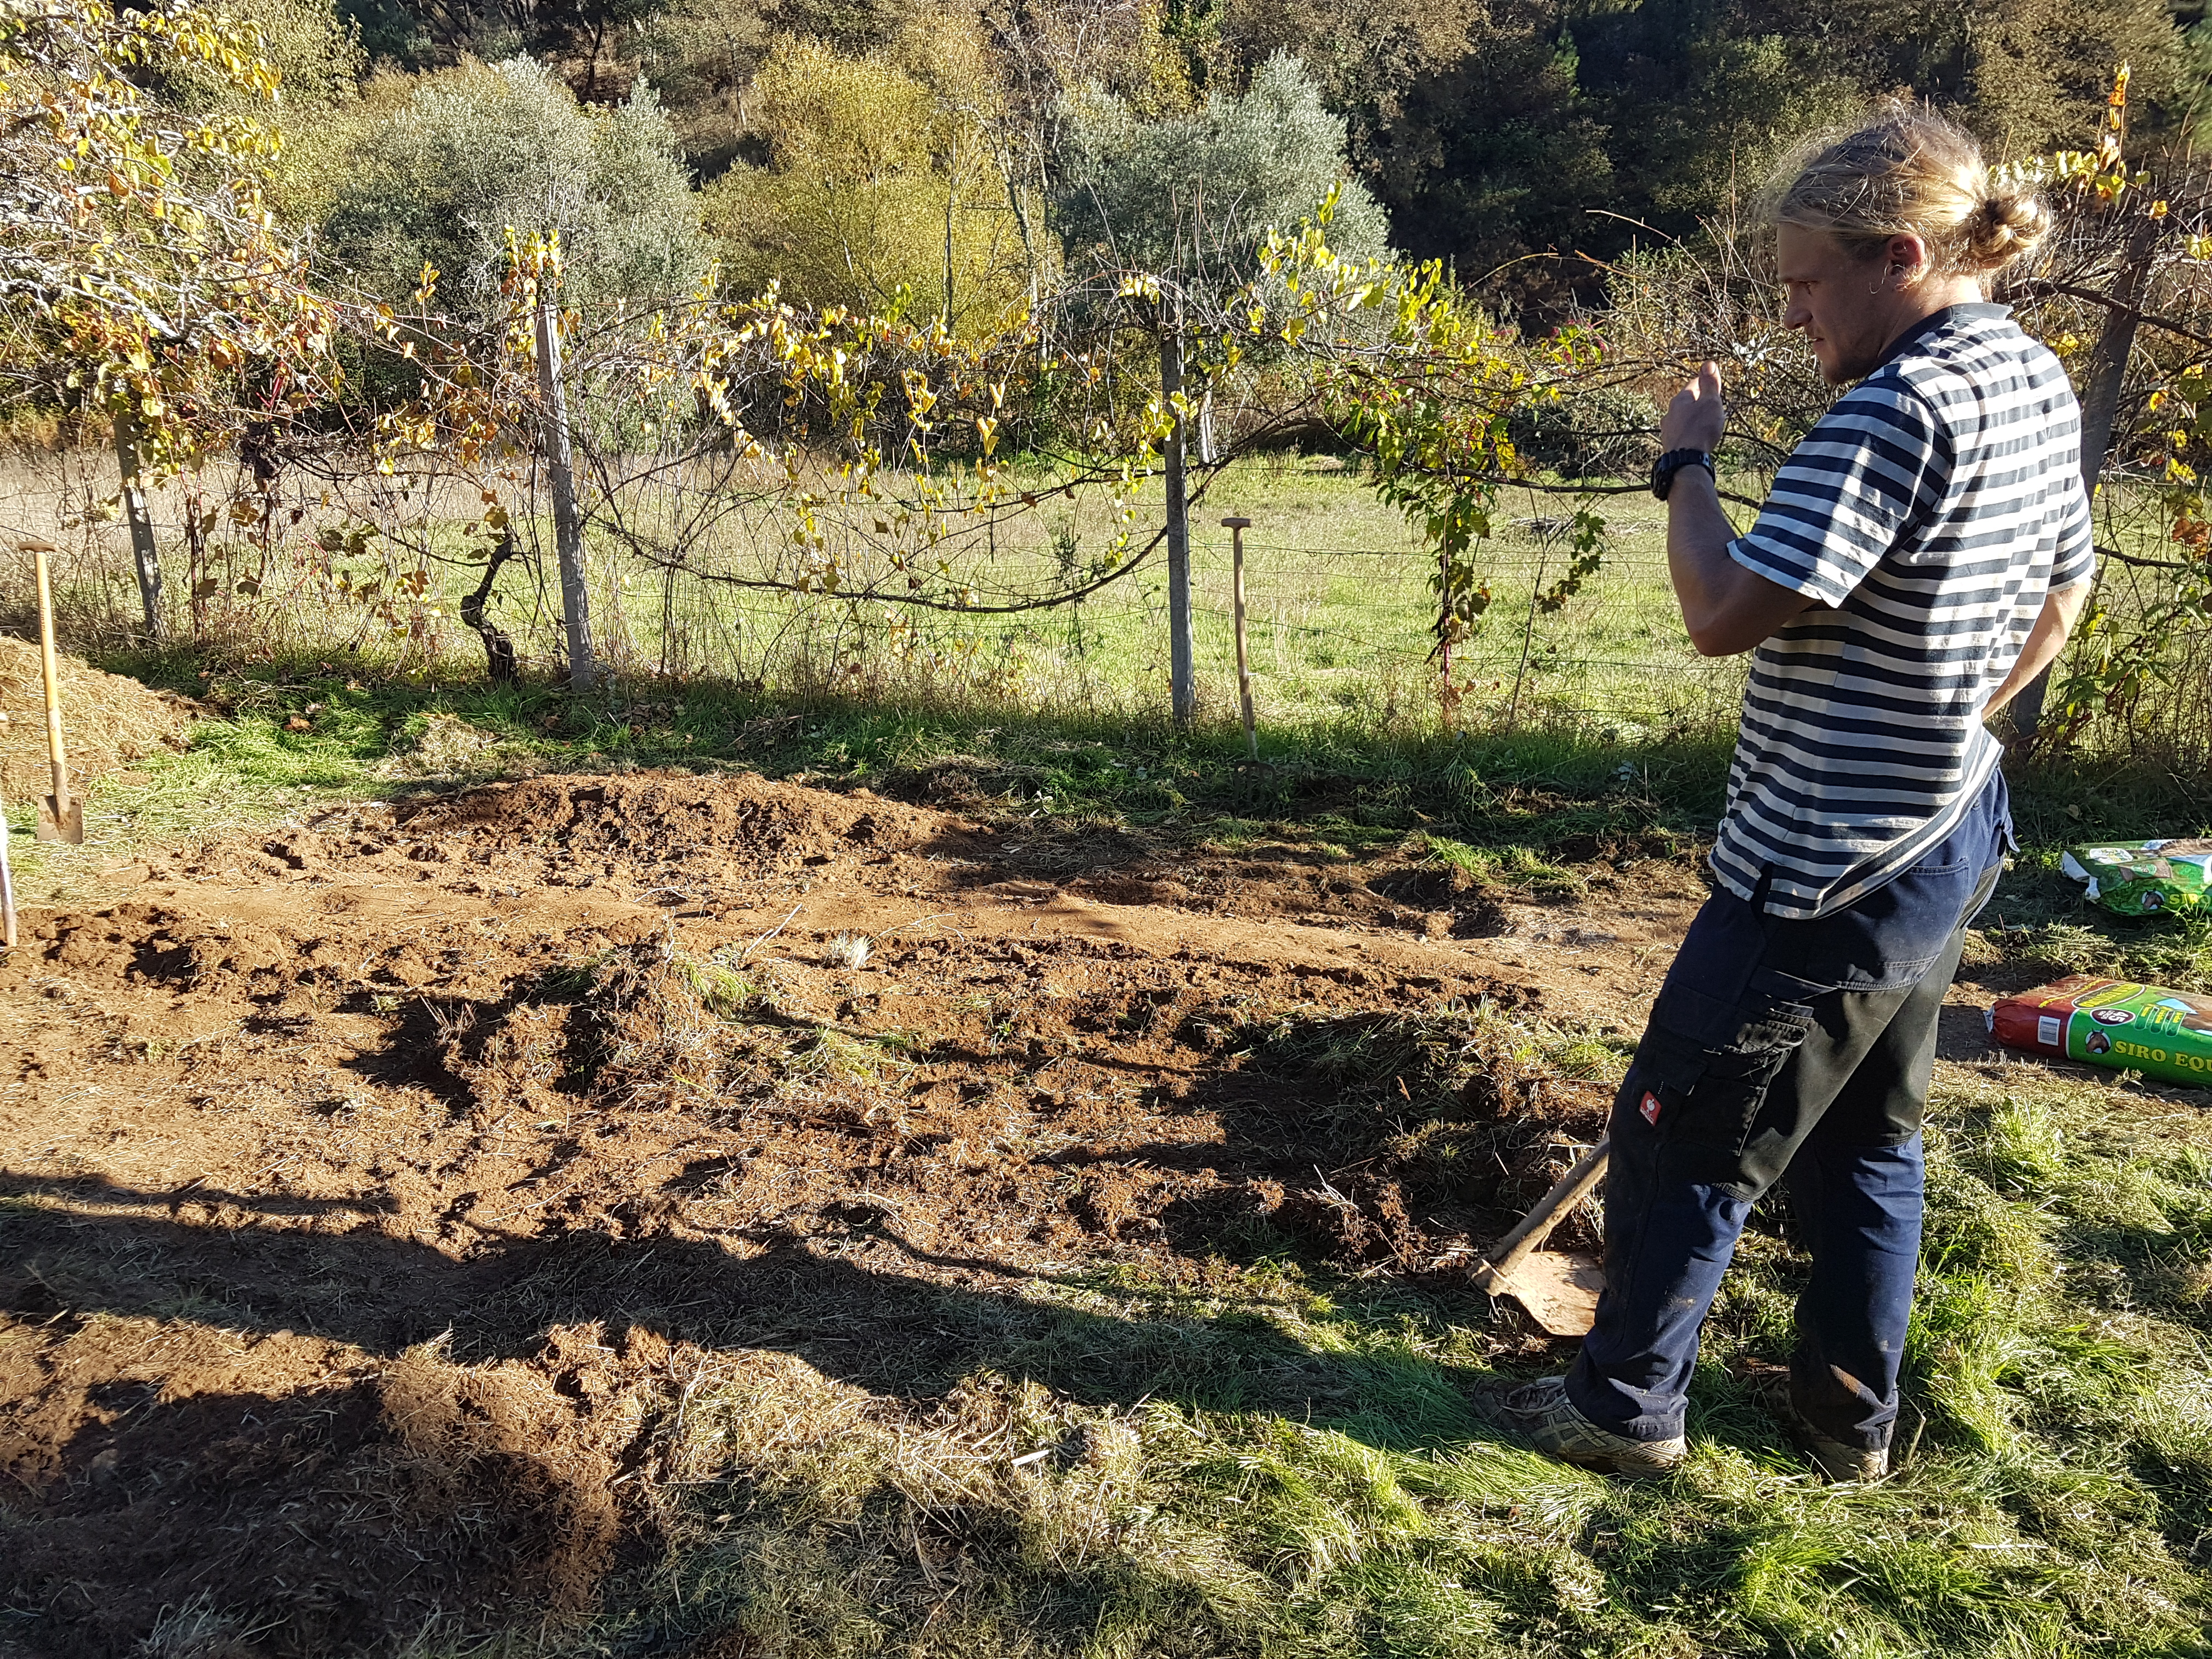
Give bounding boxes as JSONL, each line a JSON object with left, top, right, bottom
{"left": 1482, "top": 1136, "right": 1609, "bottom": 1278}
{"left": 33, "top": 545, "right": 67, "bottom": 809}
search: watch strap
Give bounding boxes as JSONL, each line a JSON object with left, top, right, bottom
{"left": 1651, "top": 448, "right": 1714, "bottom": 501}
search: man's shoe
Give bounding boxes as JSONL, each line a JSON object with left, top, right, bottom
{"left": 1779, "top": 1394, "right": 1889, "bottom": 1483}
{"left": 1504, "top": 1376, "right": 1686, "bottom": 1479}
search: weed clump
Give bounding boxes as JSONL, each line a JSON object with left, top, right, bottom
{"left": 1420, "top": 833, "right": 1589, "bottom": 902}
{"left": 579, "top": 941, "right": 780, "bottom": 1113}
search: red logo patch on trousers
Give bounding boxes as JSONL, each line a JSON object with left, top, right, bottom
{"left": 1639, "top": 1090, "right": 1663, "bottom": 1126}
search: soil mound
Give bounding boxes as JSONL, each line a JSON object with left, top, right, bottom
{"left": 0, "top": 636, "right": 198, "bottom": 802}
{"left": 0, "top": 1318, "right": 672, "bottom": 1655}
{"left": 399, "top": 770, "right": 942, "bottom": 876}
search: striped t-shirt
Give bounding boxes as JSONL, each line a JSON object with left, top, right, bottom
{"left": 1713, "top": 302, "right": 2095, "bottom": 919}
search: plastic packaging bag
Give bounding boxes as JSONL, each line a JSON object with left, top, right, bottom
{"left": 1988, "top": 973, "right": 2212, "bottom": 1086}
{"left": 2061, "top": 839, "right": 2212, "bottom": 916}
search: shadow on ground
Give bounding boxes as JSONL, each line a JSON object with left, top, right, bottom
{"left": 0, "top": 1172, "right": 1520, "bottom": 1655}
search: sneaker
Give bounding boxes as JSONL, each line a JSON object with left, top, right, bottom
{"left": 1778, "top": 1392, "right": 1889, "bottom": 1483}
{"left": 1504, "top": 1376, "right": 1686, "bottom": 1479}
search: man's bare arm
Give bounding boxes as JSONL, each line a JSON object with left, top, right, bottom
{"left": 1666, "top": 465, "right": 1816, "bottom": 654}
{"left": 1984, "top": 579, "right": 2091, "bottom": 717}
{"left": 1662, "top": 362, "right": 1814, "bottom": 656}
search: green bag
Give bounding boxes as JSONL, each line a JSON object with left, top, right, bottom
{"left": 2061, "top": 839, "right": 2212, "bottom": 916}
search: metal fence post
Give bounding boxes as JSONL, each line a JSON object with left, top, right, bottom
{"left": 535, "top": 298, "right": 595, "bottom": 690}
{"left": 1159, "top": 308, "right": 1194, "bottom": 726}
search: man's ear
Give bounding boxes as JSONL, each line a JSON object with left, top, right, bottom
{"left": 1885, "top": 232, "right": 1931, "bottom": 284}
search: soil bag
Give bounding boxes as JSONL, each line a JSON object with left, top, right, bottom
{"left": 1988, "top": 973, "right": 2212, "bottom": 1086}
{"left": 2061, "top": 839, "right": 2212, "bottom": 916}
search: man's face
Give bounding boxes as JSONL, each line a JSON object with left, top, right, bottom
{"left": 1776, "top": 223, "right": 1902, "bottom": 386}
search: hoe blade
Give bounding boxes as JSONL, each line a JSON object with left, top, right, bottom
{"left": 36, "top": 794, "right": 83, "bottom": 845}
{"left": 1481, "top": 1250, "right": 1605, "bottom": 1338}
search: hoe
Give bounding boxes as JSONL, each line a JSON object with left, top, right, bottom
{"left": 1470, "top": 1138, "right": 1609, "bottom": 1336}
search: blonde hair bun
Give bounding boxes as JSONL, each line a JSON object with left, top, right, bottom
{"left": 1966, "top": 191, "right": 2050, "bottom": 269}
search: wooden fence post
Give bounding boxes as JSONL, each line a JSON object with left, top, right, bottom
{"left": 112, "top": 411, "right": 164, "bottom": 642}
{"left": 535, "top": 298, "right": 596, "bottom": 690}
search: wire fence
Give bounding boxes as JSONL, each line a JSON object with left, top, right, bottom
{"left": 3, "top": 442, "right": 1750, "bottom": 744}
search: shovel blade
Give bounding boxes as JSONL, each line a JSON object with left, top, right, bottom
{"left": 1486, "top": 1250, "right": 1605, "bottom": 1337}
{"left": 36, "top": 795, "right": 83, "bottom": 845}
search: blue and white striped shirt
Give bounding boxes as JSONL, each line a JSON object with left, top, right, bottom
{"left": 1713, "top": 302, "right": 2095, "bottom": 919}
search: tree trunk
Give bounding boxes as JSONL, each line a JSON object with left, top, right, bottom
{"left": 2012, "top": 212, "right": 2160, "bottom": 743}
{"left": 462, "top": 524, "right": 521, "bottom": 684}
{"left": 113, "top": 412, "right": 164, "bottom": 642}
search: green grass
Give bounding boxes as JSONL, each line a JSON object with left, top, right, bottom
{"left": 1421, "top": 834, "right": 1590, "bottom": 901}
{"left": 4, "top": 633, "right": 1741, "bottom": 908}
{"left": 1968, "top": 765, "right": 2212, "bottom": 992}
{"left": 60, "top": 460, "right": 1733, "bottom": 751}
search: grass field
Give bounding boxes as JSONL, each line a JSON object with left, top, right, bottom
{"left": 14, "top": 452, "right": 1746, "bottom": 745}
{"left": 20, "top": 444, "right": 2194, "bottom": 759}
{"left": 1006, "top": 465, "right": 1745, "bottom": 743}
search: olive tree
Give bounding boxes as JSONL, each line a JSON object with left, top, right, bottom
{"left": 1051, "top": 51, "right": 1390, "bottom": 285}
{"left": 319, "top": 57, "right": 710, "bottom": 313}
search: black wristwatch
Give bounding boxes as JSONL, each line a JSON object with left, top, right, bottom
{"left": 1651, "top": 448, "right": 1714, "bottom": 500}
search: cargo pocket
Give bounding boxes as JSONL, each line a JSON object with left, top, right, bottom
{"left": 1641, "top": 978, "right": 1814, "bottom": 1167}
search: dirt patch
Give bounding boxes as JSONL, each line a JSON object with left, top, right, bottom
{"left": 0, "top": 769, "right": 1708, "bottom": 1652}
{"left": 0, "top": 1310, "right": 685, "bottom": 1655}
{"left": 0, "top": 635, "right": 198, "bottom": 803}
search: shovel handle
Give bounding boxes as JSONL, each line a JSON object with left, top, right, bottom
{"left": 1479, "top": 1136, "right": 1610, "bottom": 1280}
{"left": 33, "top": 545, "right": 67, "bottom": 810}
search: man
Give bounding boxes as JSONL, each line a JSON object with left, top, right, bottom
{"left": 1508, "top": 107, "right": 2095, "bottom": 1481}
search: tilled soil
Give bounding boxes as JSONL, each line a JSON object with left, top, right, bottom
{"left": 0, "top": 769, "right": 1772, "bottom": 1653}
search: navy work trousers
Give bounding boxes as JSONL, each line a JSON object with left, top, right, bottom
{"left": 1565, "top": 771, "right": 2011, "bottom": 1451}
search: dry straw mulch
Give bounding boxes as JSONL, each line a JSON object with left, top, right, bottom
{"left": 0, "top": 634, "right": 198, "bottom": 805}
